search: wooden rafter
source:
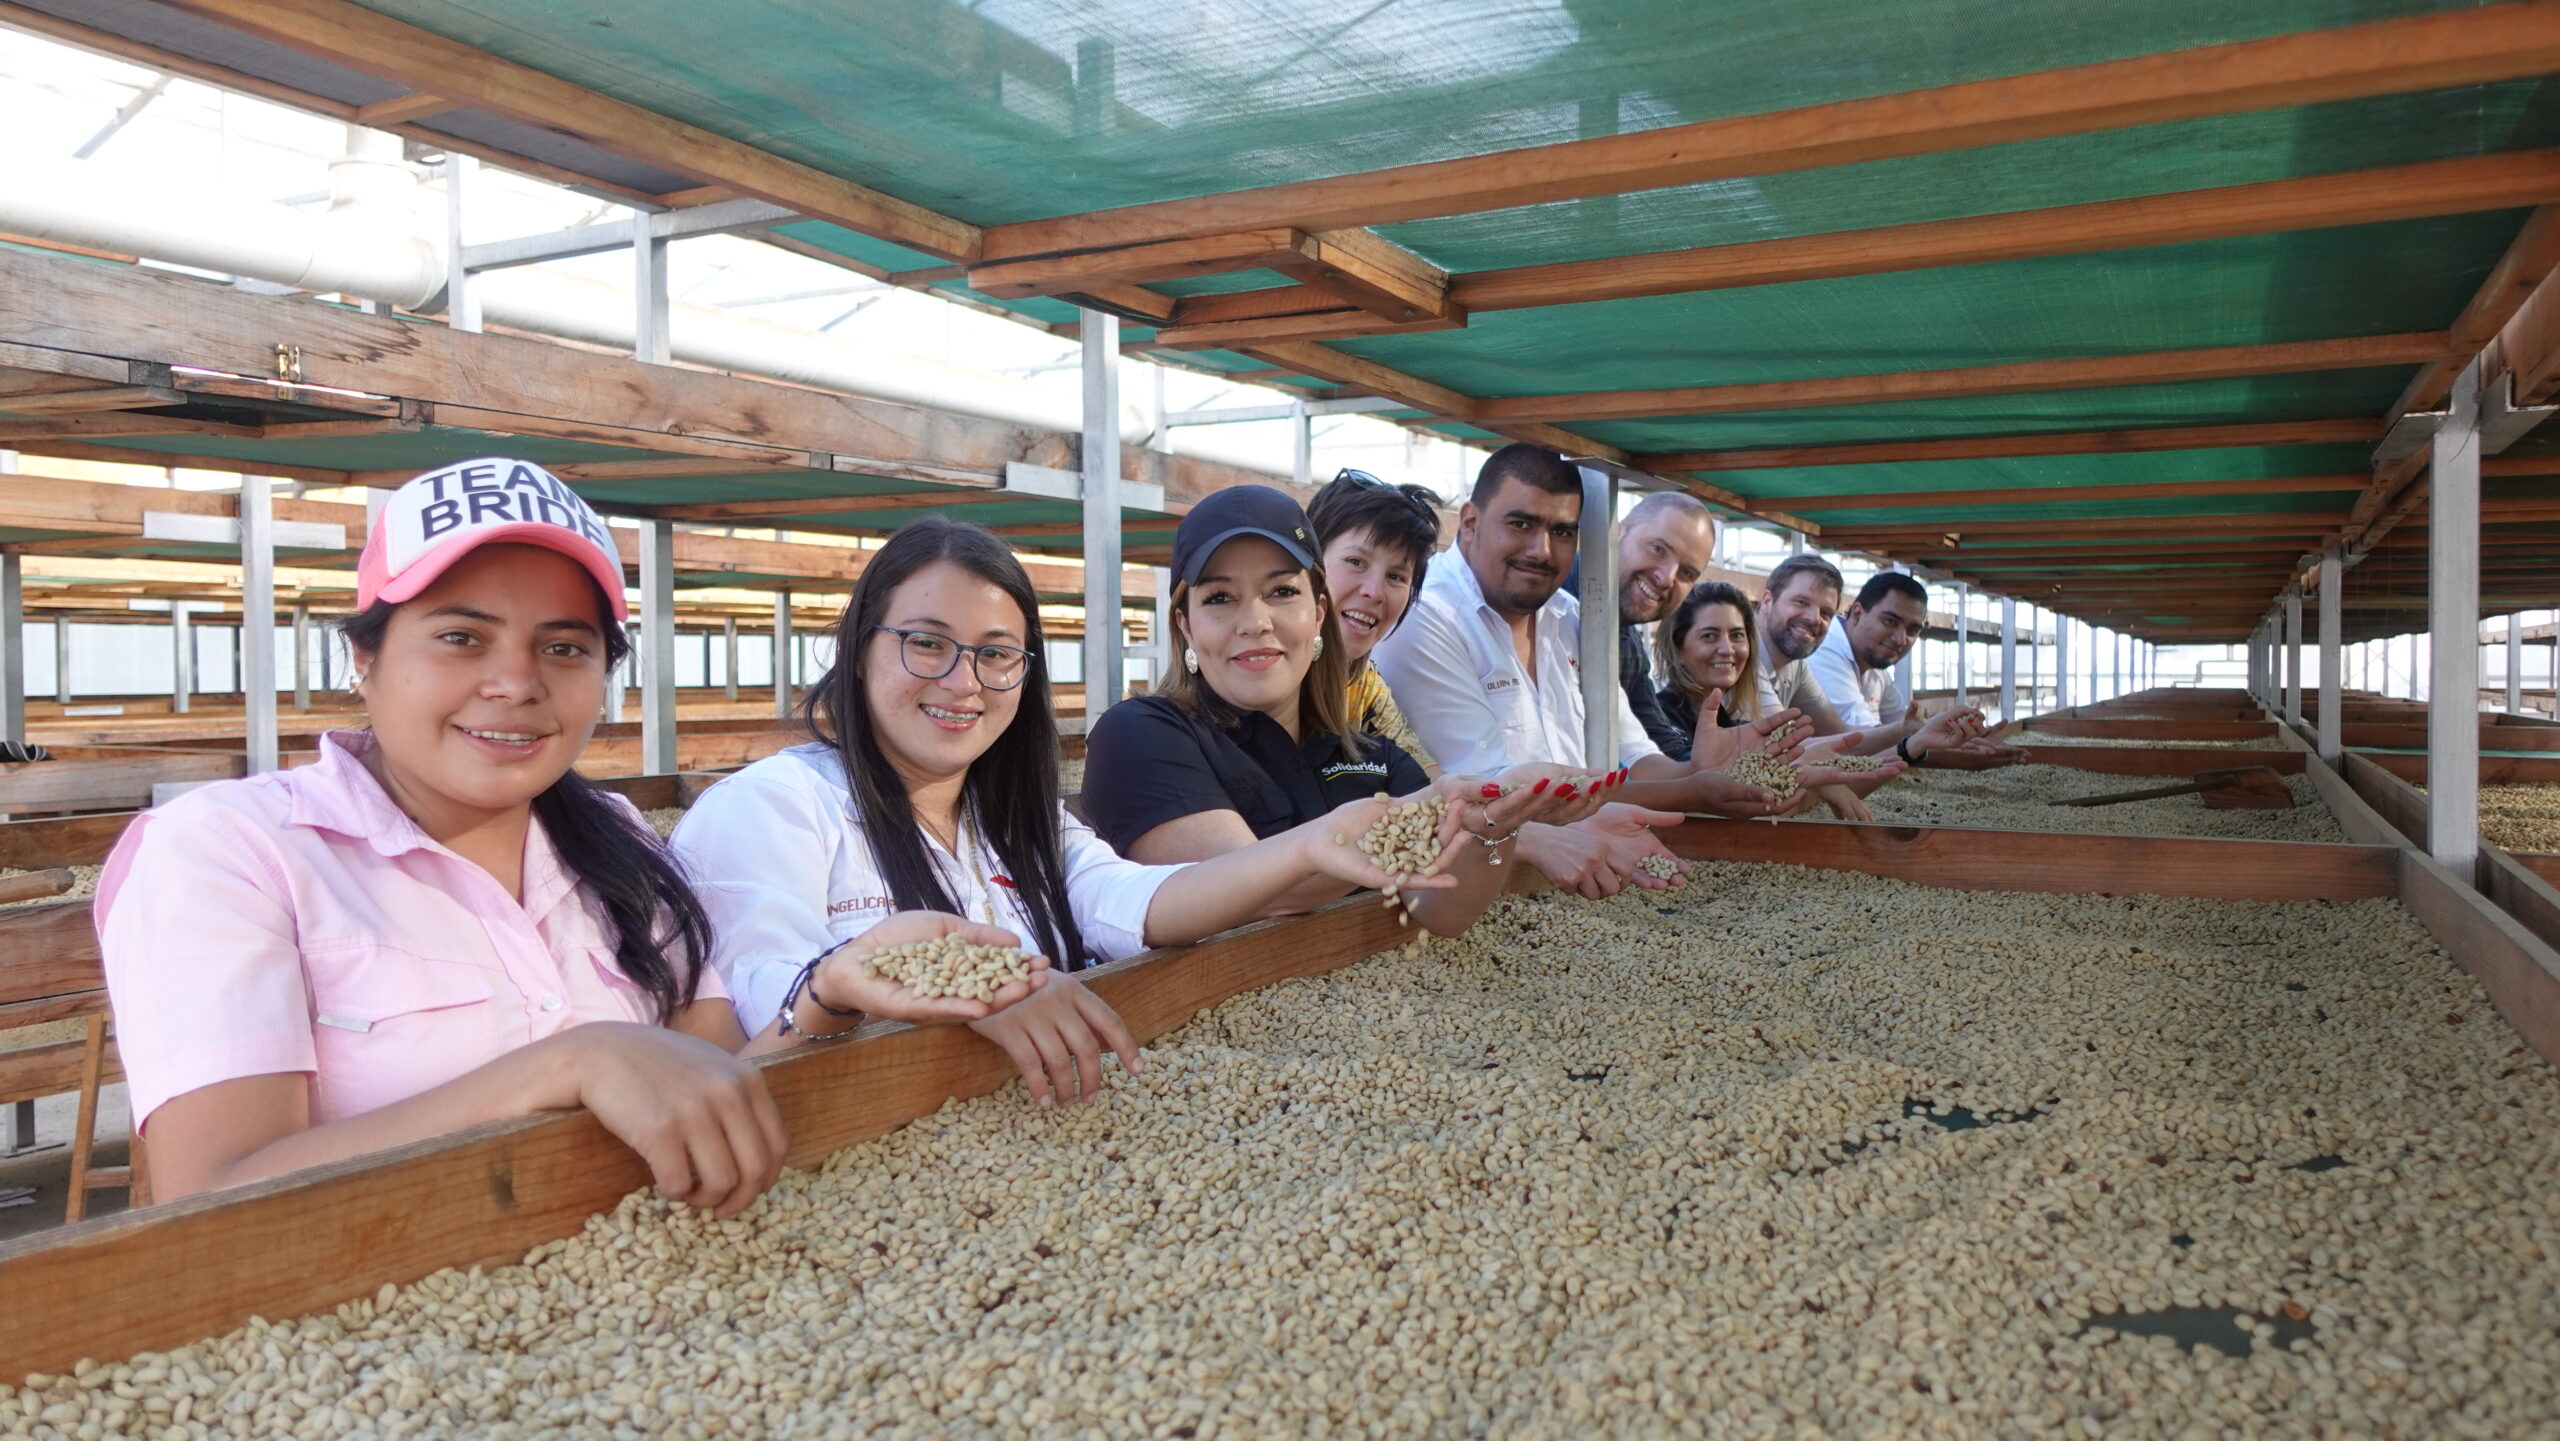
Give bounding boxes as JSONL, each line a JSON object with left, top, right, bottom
{"left": 1746, "top": 474, "right": 2369, "bottom": 513}
{"left": 1829, "top": 511, "right": 2347, "bottom": 542}
{"left": 1449, "top": 151, "right": 2560, "bottom": 314}
{"left": 980, "top": 1, "right": 2560, "bottom": 258}
{"left": 1480, "top": 335, "right": 2452, "bottom": 425}
{"left": 1644, "top": 418, "right": 2381, "bottom": 473}
{"left": 156, "top": 0, "right": 981, "bottom": 260}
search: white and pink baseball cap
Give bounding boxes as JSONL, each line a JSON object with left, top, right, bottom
{"left": 356, "top": 458, "right": 628, "bottom": 621}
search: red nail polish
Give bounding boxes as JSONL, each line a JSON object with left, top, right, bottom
{"left": 1557, "top": 784, "right": 1577, "bottom": 800}
{"left": 1533, "top": 778, "right": 1549, "bottom": 794}
{"left": 1480, "top": 782, "right": 1502, "bottom": 799}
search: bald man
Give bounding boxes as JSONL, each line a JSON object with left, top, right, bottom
{"left": 1566, "top": 490, "right": 1718, "bottom": 756}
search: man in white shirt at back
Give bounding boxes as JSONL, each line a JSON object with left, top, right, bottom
{"left": 1373, "top": 444, "right": 1802, "bottom": 896}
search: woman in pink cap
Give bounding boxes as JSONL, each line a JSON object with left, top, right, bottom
{"left": 97, "top": 459, "right": 1041, "bottom": 1217}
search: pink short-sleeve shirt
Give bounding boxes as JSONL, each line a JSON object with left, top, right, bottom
{"left": 96, "top": 730, "right": 723, "bottom": 1132}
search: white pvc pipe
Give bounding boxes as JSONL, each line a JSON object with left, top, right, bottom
{"left": 0, "top": 147, "right": 1291, "bottom": 481}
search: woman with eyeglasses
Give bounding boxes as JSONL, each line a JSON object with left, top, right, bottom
{"left": 672, "top": 515, "right": 1520, "bottom": 1109}
{"left": 1309, "top": 468, "right": 1446, "bottom": 778}
{"left": 1080, "top": 486, "right": 1609, "bottom": 922}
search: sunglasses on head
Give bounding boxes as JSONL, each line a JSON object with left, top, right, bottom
{"left": 1333, "top": 468, "right": 1441, "bottom": 525}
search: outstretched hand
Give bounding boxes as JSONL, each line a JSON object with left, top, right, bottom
{"left": 1689, "top": 691, "right": 1808, "bottom": 772}
{"left": 813, "top": 911, "right": 1052, "bottom": 1026}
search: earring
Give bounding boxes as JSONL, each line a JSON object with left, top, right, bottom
{"left": 1183, "top": 648, "right": 1199, "bottom": 674}
{"left": 1312, "top": 634, "right": 1325, "bottom": 660}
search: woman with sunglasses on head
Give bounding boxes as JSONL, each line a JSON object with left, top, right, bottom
{"left": 673, "top": 515, "right": 1500, "bottom": 1110}
{"left": 1308, "top": 468, "right": 1446, "bottom": 779}
{"left": 94, "top": 461, "right": 1011, "bottom": 1219}
{"left": 1080, "top": 485, "right": 1610, "bottom": 922}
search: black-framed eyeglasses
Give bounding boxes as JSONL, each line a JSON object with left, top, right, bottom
{"left": 1333, "top": 468, "right": 1442, "bottom": 528}
{"left": 871, "top": 625, "right": 1035, "bottom": 691}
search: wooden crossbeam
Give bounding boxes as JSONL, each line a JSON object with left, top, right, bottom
{"left": 1165, "top": 286, "right": 1354, "bottom": 329}
{"left": 1747, "top": 473, "right": 2369, "bottom": 512}
{"left": 1450, "top": 150, "right": 2560, "bottom": 313}
{"left": 1830, "top": 511, "right": 2347, "bottom": 542}
{"left": 351, "top": 91, "right": 457, "bottom": 127}
{"left": 1644, "top": 418, "right": 2380, "bottom": 473}
{"left": 158, "top": 0, "right": 980, "bottom": 260}
{"left": 0, "top": 385, "right": 182, "bottom": 416}
{"left": 648, "top": 491, "right": 1023, "bottom": 522}
{"left": 980, "top": 2, "right": 2560, "bottom": 258}
{"left": 0, "top": 414, "right": 264, "bottom": 443}
{"left": 969, "top": 229, "right": 1312, "bottom": 298}
{"left": 1153, "top": 306, "right": 1468, "bottom": 350}
{"left": 1479, "top": 335, "right": 2451, "bottom": 425}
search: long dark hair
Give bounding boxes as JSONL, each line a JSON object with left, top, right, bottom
{"left": 804, "top": 516, "right": 1091, "bottom": 969}
{"left": 339, "top": 593, "right": 712, "bottom": 1023}
{"left": 1660, "top": 580, "right": 1763, "bottom": 725}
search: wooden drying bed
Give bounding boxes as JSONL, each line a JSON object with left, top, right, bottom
{"left": 3, "top": 806, "right": 2555, "bottom": 1382}
{"left": 2335, "top": 751, "right": 2560, "bottom": 968}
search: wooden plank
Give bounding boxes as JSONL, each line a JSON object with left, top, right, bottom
{"left": 1153, "top": 305, "right": 1469, "bottom": 351}
{"left": 0, "top": 386, "right": 182, "bottom": 417}
{"left": 1455, "top": 150, "right": 2560, "bottom": 312}
{"left": 1662, "top": 818, "right": 2396, "bottom": 900}
{"left": 351, "top": 92, "right": 457, "bottom": 127}
{"left": 2015, "top": 744, "right": 2307, "bottom": 778}
{"left": 2023, "top": 719, "right": 2278, "bottom": 740}
{"left": 980, "top": 2, "right": 2560, "bottom": 256}
{"left": 0, "top": 890, "right": 1413, "bottom": 1381}
{"left": 2480, "top": 845, "right": 2560, "bottom": 971}
{"left": 0, "top": 0, "right": 361, "bottom": 122}
{"left": 646, "top": 489, "right": 1017, "bottom": 523}
{"left": 966, "top": 229, "right": 1310, "bottom": 299}
{"left": 1772, "top": 474, "right": 2364, "bottom": 512}
{"left": 0, "top": 811, "right": 133, "bottom": 869}
{"left": 0, "top": 753, "right": 242, "bottom": 814}
{"left": 0, "top": 903, "right": 101, "bottom": 1008}
{"left": 2395, "top": 844, "right": 2560, "bottom": 1072}
{"left": 1267, "top": 228, "right": 1450, "bottom": 322}
{"left": 1167, "top": 285, "right": 1355, "bottom": 329}
{"left": 158, "top": 0, "right": 979, "bottom": 260}
{"left": 1645, "top": 419, "right": 2382, "bottom": 472}
{"left": 1481, "top": 335, "right": 2453, "bottom": 424}
{"left": 2346, "top": 723, "right": 2560, "bottom": 752}
{"left": 0, "top": 414, "right": 264, "bottom": 444}
{"left": 0, "top": 249, "right": 1280, "bottom": 515}
{"left": 2358, "top": 749, "right": 2560, "bottom": 785}
{"left": 0, "top": 1037, "right": 123, "bottom": 1112}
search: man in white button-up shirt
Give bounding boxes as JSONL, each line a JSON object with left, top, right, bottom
{"left": 1374, "top": 444, "right": 1794, "bottom": 895}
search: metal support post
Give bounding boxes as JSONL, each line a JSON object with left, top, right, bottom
{"left": 1152, "top": 566, "right": 1173, "bottom": 686}
{"left": 639, "top": 519, "right": 678, "bottom": 775}
{"left": 1998, "top": 596, "right": 2018, "bottom": 721}
{"left": 53, "top": 610, "right": 71, "bottom": 703}
{"left": 2317, "top": 549, "right": 2343, "bottom": 762}
{"left": 1576, "top": 466, "right": 1619, "bottom": 769}
{"left": 240, "top": 475, "right": 278, "bottom": 774}
{"left": 444, "top": 155, "right": 480, "bottom": 333}
{"left": 2428, "top": 358, "right": 2484, "bottom": 872}
{"left": 1892, "top": 569, "right": 1916, "bottom": 703}
{"left": 723, "top": 617, "right": 739, "bottom": 702}
{"left": 291, "top": 604, "right": 311, "bottom": 712}
{"left": 171, "top": 603, "right": 194, "bottom": 715}
{"left": 2283, "top": 587, "right": 2304, "bottom": 726}
{"left": 608, "top": 623, "right": 628, "bottom": 724}
{"left": 2507, "top": 615, "right": 2524, "bottom": 714}
{"left": 1079, "top": 309, "right": 1125, "bottom": 721}
{"left": 2055, "top": 612, "right": 2071, "bottom": 712}
{"left": 773, "top": 591, "right": 794, "bottom": 719}
{"left": 633, "top": 217, "right": 672, "bottom": 365}
{"left": 0, "top": 554, "right": 21, "bottom": 748}
{"left": 1290, "top": 399, "right": 1312, "bottom": 489}
{"left": 1953, "top": 583, "right": 1970, "bottom": 701}
{"left": 2025, "top": 605, "right": 2040, "bottom": 715}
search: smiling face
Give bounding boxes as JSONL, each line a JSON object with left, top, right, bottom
{"left": 1457, "top": 477, "right": 1579, "bottom": 619}
{"left": 1681, "top": 600, "right": 1754, "bottom": 695}
{"left": 1848, "top": 588, "right": 1928, "bottom": 671}
{"left": 1616, "top": 507, "right": 1715, "bottom": 626}
{"left": 352, "top": 543, "right": 609, "bottom": 829}
{"left": 1179, "top": 534, "right": 1324, "bottom": 732}
{"left": 860, "top": 559, "right": 1030, "bottom": 792}
{"left": 1320, "top": 526, "right": 1419, "bottom": 666}
{"left": 1760, "top": 572, "right": 1841, "bottom": 664}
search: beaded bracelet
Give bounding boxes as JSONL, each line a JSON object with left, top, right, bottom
{"left": 776, "top": 946, "right": 866, "bottom": 1040}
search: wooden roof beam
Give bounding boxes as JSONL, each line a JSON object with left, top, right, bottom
{"left": 1828, "top": 511, "right": 2347, "bottom": 543}
{"left": 1451, "top": 150, "right": 2560, "bottom": 313}
{"left": 158, "top": 0, "right": 981, "bottom": 260}
{"left": 1743, "top": 473, "right": 2369, "bottom": 513}
{"left": 1643, "top": 418, "right": 2381, "bottom": 473}
{"left": 981, "top": 1, "right": 2560, "bottom": 257}
{"left": 1481, "top": 335, "right": 2451, "bottom": 425}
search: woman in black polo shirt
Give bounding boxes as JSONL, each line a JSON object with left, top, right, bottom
{"left": 1083, "top": 486, "right": 1607, "bottom": 932}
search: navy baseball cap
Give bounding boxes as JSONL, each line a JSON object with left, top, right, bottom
{"left": 1169, "top": 485, "right": 1320, "bottom": 586}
